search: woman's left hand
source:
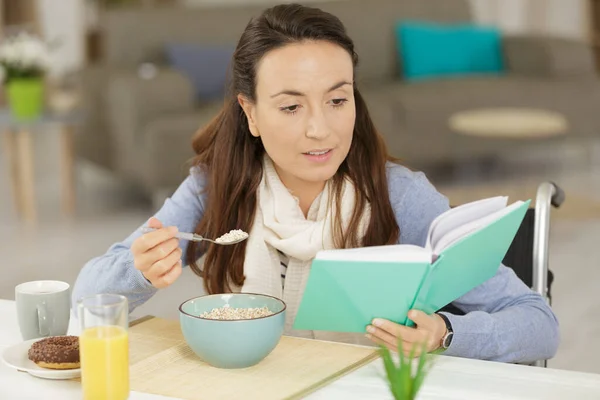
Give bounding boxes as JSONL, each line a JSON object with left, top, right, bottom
{"left": 366, "top": 310, "right": 447, "bottom": 357}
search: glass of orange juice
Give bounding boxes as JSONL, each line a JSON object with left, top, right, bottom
{"left": 78, "top": 294, "right": 129, "bottom": 400}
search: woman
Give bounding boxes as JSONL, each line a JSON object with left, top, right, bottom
{"left": 72, "top": 4, "right": 559, "bottom": 363}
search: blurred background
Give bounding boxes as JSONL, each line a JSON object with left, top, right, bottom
{"left": 1, "top": 0, "right": 599, "bottom": 374}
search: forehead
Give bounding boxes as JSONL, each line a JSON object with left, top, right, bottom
{"left": 255, "top": 40, "right": 354, "bottom": 94}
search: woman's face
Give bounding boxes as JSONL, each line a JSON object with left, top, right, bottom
{"left": 239, "top": 40, "right": 355, "bottom": 191}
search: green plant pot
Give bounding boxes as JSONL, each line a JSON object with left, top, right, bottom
{"left": 7, "top": 78, "right": 44, "bottom": 121}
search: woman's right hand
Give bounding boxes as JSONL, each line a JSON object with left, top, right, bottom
{"left": 132, "top": 217, "right": 183, "bottom": 289}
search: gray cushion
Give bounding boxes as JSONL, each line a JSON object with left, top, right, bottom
{"left": 165, "top": 44, "right": 234, "bottom": 101}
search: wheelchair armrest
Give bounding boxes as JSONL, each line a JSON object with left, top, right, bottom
{"left": 549, "top": 182, "right": 565, "bottom": 208}
{"left": 533, "top": 181, "right": 565, "bottom": 301}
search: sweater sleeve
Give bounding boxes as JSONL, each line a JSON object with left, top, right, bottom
{"left": 71, "top": 168, "right": 207, "bottom": 314}
{"left": 388, "top": 165, "right": 560, "bottom": 363}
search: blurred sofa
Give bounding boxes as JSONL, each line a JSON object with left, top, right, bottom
{"left": 77, "top": 0, "right": 600, "bottom": 199}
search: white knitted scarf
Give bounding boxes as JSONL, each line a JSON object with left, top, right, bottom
{"left": 240, "top": 156, "right": 373, "bottom": 345}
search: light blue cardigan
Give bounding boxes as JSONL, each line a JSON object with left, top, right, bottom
{"left": 72, "top": 163, "right": 560, "bottom": 363}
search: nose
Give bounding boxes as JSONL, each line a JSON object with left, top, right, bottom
{"left": 305, "top": 108, "right": 331, "bottom": 140}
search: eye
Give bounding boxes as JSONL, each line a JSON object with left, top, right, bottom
{"left": 280, "top": 104, "right": 301, "bottom": 115}
{"left": 330, "top": 98, "right": 348, "bottom": 108}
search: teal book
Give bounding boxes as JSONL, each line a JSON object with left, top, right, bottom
{"left": 293, "top": 196, "right": 531, "bottom": 332}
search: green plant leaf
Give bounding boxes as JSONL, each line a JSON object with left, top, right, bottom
{"left": 394, "top": 334, "right": 412, "bottom": 399}
{"left": 402, "top": 340, "right": 419, "bottom": 398}
{"left": 380, "top": 334, "right": 434, "bottom": 400}
{"left": 380, "top": 345, "right": 397, "bottom": 383}
{"left": 380, "top": 345, "right": 405, "bottom": 400}
{"left": 411, "top": 341, "right": 431, "bottom": 397}
{"left": 397, "top": 333, "right": 405, "bottom": 364}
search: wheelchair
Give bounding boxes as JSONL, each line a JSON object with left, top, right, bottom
{"left": 440, "top": 181, "right": 565, "bottom": 368}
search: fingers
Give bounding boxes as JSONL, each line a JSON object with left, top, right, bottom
{"left": 130, "top": 217, "right": 183, "bottom": 289}
{"left": 150, "top": 246, "right": 183, "bottom": 277}
{"left": 154, "top": 259, "right": 183, "bottom": 289}
{"left": 368, "top": 318, "right": 432, "bottom": 355}
{"left": 366, "top": 333, "right": 397, "bottom": 353}
{"left": 136, "top": 238, "right": 180, "bottom": 270}
{"left": 147, "top": 217, "right": 163, "bottom": 229}
{"left": 408, "top": 310, "right": 436, "bottom": 330}
{"left": 132, "top": 224, "right": 178, "bottom": 254}
{"left": 145, "top": 246, "right": 183, "bottom": 289}
{"left": 372, "top": 319, "right": 421, "bottom": 343}
{"left": 366, "top": 332, "right": 425, "bottom": 358}
{"left": 367, "top": 324, "right": 398, "bottom": 349}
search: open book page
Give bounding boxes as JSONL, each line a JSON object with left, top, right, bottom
{"left": 425, "top": 196, "right": 508, "bottom": 252}
{"left": 315, "top": 244, "right": 432, "bottom": 263}
{"left": 431, "top": 200, "right": 525, "bottom": 256}
{"left": 418, "top": 200, "right": 530, "bottom": 315}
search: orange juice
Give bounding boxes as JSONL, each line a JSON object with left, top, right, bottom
{"left": 80, "top": 325, "right": 129, "bottom": 400}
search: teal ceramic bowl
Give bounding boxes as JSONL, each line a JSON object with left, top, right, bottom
{"left": 179, "top": 293, "right": 286, "bottom": 369}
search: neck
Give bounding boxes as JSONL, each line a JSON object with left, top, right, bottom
{"left": 296, "top": 183, "right": 326, "bottom": 217}
{"left": 275, "top": 168, "right": 325, "bottom": 217}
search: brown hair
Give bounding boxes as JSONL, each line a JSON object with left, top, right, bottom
{"left": 187, "top": 3, "right": 399, "bottom": 294}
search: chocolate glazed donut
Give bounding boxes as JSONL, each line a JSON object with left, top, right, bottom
{"left": 28, "top": 336, "right": 80, "bottom": 370}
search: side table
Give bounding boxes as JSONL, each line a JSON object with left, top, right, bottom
{"left": 447, "top": 107, "right": 569, "bottom": 180}
{"left": 449, "top": 108, "right": 568, "bottom": 139}
{"left": 1, "top": 110, "right": 81, "bottom": 225}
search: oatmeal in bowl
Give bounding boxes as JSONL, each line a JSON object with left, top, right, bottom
{"left": 179, "top": 293, "right": 286, "bottom": 369}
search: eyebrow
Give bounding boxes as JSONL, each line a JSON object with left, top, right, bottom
{"left": 270, "top": 80, "right": 353, "bottom": 98}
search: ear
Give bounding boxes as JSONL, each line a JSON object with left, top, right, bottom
{"left": 237, "top": 94, "right": 260, "bottom": 137}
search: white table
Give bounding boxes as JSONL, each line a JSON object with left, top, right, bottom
{"left": 1, "top": 299, "right": 599, "bottom": 400}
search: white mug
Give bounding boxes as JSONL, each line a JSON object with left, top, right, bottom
{"left": 15, "top": 281, "right": 71, "bottom": 340}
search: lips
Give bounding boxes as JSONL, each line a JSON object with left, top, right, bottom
{"left": 303, "top": 149, "right": 331, "bottom": 156}
{"left": 302, "top": 148, "right": 334, "bottom": 163}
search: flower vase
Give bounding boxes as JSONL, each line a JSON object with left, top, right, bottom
{"left": 7, "top": 78, "right": 44, "bottom": 121}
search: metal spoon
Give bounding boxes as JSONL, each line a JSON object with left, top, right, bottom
{"left": 139, "top": 227, "right": 248, "bottom": 245}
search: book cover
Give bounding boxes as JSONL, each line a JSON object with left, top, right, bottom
{"left": 293, "top": 199, "right": 530, "bottom": 332}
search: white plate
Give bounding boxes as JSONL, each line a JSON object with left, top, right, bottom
{"left": 1, "top": 338, "right": 81, "bottom": 380}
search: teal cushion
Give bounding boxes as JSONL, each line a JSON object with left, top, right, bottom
{"left": 395, "top": 21, "right": 505, "bottom": 81}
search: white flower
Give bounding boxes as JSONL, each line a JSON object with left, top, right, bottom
{"left": 0, "top": 32, "right": 51, "bottom": 75}
{"left": 20, "top": 40, "right": 49, "bottom": 69}
{"left": 0, "top": 43, "right": 18, "bottom": 64}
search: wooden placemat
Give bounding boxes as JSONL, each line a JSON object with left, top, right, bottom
{"left": 128, "top": 317, "right": 379, "bottom": 400}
